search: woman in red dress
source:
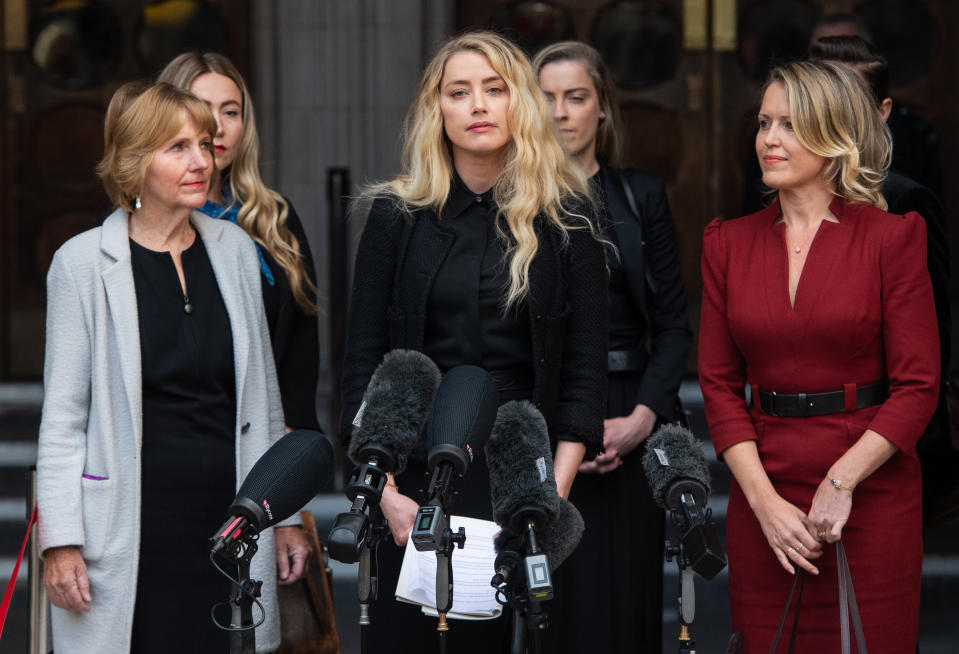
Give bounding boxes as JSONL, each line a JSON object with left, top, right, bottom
{"left": 699, "top": 60, "right": 939, "bottom": 653}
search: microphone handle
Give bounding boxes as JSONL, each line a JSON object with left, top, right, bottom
{"left": 211, "top": 514, "right": 251, "bottom": 554}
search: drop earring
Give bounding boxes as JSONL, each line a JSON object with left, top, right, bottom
{"left": 135, "top": 195, "right": 142, "bottom": 210}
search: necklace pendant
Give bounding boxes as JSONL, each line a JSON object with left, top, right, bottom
{"left": 794, "top": 246, "right": 801, "bottom": 253}
{"left": 183, "top": 294, "right": 193, "bottom": 314}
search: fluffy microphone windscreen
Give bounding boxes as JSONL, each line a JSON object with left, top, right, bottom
{"left": 348, "top": 349, "right": 441, "bottom": 474}
{"left": 486, "top": 400, "right": 561, "bottom": 532}
{"left": 540, "top": 498, "right": 584, "bottom": 571}
{"left": 234, "top": 429, "right": 334, "bottom": 530}
{"left": 493, "top": 499, "right": 584, "bottom": 572}
{"left": 426, "top": 365, "right": 499, "bottom": 456}
{"left": 641, "top": 423, "right": 711, "bottom": 510}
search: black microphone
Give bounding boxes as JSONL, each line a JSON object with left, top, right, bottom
{"left": 642, "top": 423, "right": 711, "bottom": 511}
{"left": 642, "top": 423, "right": 726, "bottom": 580}
{"left": 329, "top": 349, "right": 442, "bottom": 563}
{"left": 490, "top": 496, "right": 584, "bottom": 575}
{"left": 411, "top": 365, "right": 499, "bottom": 552}
{"left": 211, "top": 429, "right": 333, "bottom": 553}
{"left": 486, "top": 400, "right": 561, "bottom": 533}
{"left": 347, "top": 349, "right": 442, "bottom": 473}
{"left": 486, "top": 400, "right": 585, "bottom": 605}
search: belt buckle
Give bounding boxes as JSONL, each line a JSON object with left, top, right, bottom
{"left": 798, "top": 392, "right": 808, "bottom": 417}
{"left": 769, "top": 390, "right": 778, "bottom": 416}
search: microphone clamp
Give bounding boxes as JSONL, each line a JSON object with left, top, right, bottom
{"left": 328, "top": 457, "right": 390, "bottom": 564}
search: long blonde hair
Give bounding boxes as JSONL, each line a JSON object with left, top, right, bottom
{"left": 158, "top": 52, "right": 317, "bottom": 314}
{"left": 765, "top": 60, "right": 891, "bottom": 209}
{"left": 366, "top": 31, "right": 592, "bottom": 309}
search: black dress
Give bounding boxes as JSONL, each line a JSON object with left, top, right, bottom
{"left": 548, "top": 166, "right": 691, "bottom": 654}
{"left": 367, "top": 180, "right": 530, "bottom": 654}
{"left": 128, "top": 235, "right": 237, "bottom": 653}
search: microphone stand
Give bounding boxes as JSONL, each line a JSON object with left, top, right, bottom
{"left": 328, "top": 448, "right": 391, "bottom": 654}
{"left": 212, "top": 524, "right": 263, "bottom": 654}
{"left": 411, "top": 447, "right": 468, "bottom": 653}
{"left": 665, "top": 534, "right": 696, "bottom": 654}
{"left": 357, "top": 506, "right": 388, "bottom": 654}
{"left": 492, "top": 514, "right": 551, "bottom": 654}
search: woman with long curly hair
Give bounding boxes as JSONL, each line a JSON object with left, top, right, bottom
{"left": 699, "top": 60, "right": 939, "bottom": 653}
{"left": 159, "top": 52, "right": 320, "bottom": 431}
{"left": 341, "top": 31, "right": 608, "bottom": 653}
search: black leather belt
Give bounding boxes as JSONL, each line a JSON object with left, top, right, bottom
{"left": 757, "top": 381, "right": 888, "bottom": 417}
{"left": 608, "top": 349, "right": 648, "bottom": 372}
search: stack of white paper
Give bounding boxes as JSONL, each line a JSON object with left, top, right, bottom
{"left": 394, "top": 515, "right": 504, "bottom": 620}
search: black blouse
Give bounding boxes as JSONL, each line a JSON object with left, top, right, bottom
{"left": 423, "top": 178, "right": 533, "bottom": 398}
{"left": 129, "top": 233, "right": 237, "bottom": 652}
{"left": 130, "top": 234, "right": 236, "bottom": 539}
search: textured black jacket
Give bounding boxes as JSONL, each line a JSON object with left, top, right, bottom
{"left": 601, "top": 165, "right": 691, "bottom": 420}
{"left": 340, "top": 196, "right": 608, "bottom": 458}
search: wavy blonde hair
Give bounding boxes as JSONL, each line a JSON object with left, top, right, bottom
{"left": 98, "top": 82, "right": 217, "bottom": 213}
{"left": 159, "top": 52, "right": 317, "bottom": 314}
{"left": 765, "top": 60, "right": 891, "bottom": 209}
{"left": 366, "top": 31, "right": 592, "bottom": 309}
{"left": 532, "top": 40, "right": 624, "bottom": 167}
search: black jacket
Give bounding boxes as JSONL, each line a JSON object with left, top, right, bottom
{"left": 340, "top": 195, "right": 609, "bottom": 458}
{"left": 601, "top": 165, "right": 691, "bottom": 419}
{"left": 260, "top": 201, "right": 320, "bottom": 430}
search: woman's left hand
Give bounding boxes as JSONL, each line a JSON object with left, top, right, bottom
{"left": 806, "top": 476, "right": 854, "bottom": 544}
{"left": 274, "top": 525, "right": 312, "bottom": 585}
{"left": 580, "top": 404, "right": 657, "bottom": 474}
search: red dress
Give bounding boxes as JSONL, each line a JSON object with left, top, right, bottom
{"left": 699, "top": 198, "right": 939, "bottom": 654}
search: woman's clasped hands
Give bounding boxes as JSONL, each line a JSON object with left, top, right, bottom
{"left": 753, "top": 490, "right": 826, "bottom": 575}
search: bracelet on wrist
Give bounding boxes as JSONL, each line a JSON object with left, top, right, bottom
{"left": 829, "top": 477, "right": 855, "bottom": 492}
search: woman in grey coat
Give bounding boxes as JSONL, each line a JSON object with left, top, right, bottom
{"left": 37, "top": 82, "right": 304, "bottom": 653}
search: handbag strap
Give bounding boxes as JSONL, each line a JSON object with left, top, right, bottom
{"left": 768, "top": 570, "right": 805, "bottom": 654}
{"left": 0, "top": 506, "right": 36, "bottom": 640}
{"left": 615, "top": 170, "right": 658, "bottom": 295}
{"left": 837, "top": 541, "right": 868, "bottom": 654}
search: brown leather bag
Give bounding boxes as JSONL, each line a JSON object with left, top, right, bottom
{"left": 275, "top": 511, "right": 340, "bottom": 654}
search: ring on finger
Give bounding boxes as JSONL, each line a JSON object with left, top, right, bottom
{"left": 796, "top": 542, "right": 805, "bottom": 551}
{"left": 817, "top": 529, "right": 827, "bottom": 541}
{"left": 785, "top": 546, "right": 795, "bottom": 554}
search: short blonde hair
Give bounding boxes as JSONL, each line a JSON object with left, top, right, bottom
{"left": 97, "top": 82, "right": 217, "bottom": 213}
{"left": 765, "top": 60, "right": 891, "bottom": 208}
{"left": 532, "top": 40, "right": 624, "bottom": 167}
{"left": 367, "top": 31, "right": 592, "bottom": 309}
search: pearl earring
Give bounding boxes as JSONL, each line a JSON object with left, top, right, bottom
{"left": 135, "top": 195, "right": 142, "bottom": 210}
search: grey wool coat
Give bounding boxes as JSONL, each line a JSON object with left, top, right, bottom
{"left": 37, "top": 208, "right": 293, "bottom": 653}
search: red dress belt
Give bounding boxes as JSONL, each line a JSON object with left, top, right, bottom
{"left": 756, "top": 381, "right": 889, "bottom": 417}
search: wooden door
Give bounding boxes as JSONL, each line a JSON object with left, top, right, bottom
{"left": 0, "top": 0, "right": 250, "bottom": 378}
{"left": 456, "top": 0, "right": 956, "bottom": 373}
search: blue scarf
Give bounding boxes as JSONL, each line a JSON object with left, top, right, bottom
{"left": 198, "top": 188, "right": 275, "bottom": 286}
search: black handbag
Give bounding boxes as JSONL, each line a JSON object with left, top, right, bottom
{"left": 724, "top": 541, "right": 868, "bottom": 654}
